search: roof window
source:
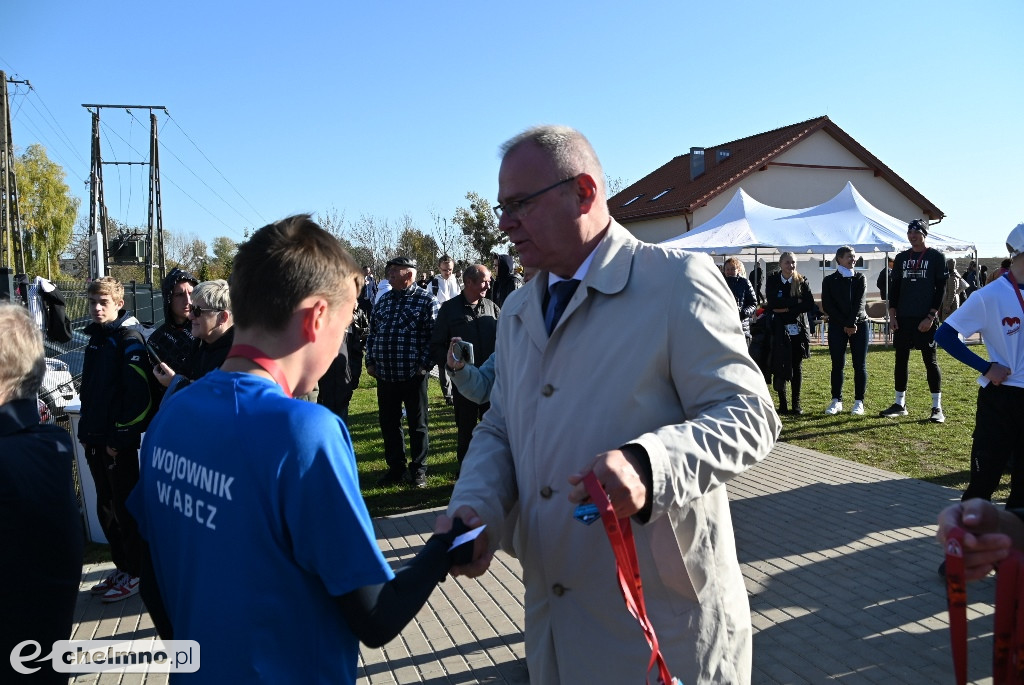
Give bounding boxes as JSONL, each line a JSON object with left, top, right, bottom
{"left": 650, "top": 188, "right": 672, "bottom": 201}
{"left": 622, "top": 194, "right": 644, "bottom": 207}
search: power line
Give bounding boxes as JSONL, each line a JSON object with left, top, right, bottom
{"left": 26, "top": 85, "right": 88, "bottom": 167}
{"left": 124, "top": 109, "right": 258, "bottom": 228}
{"left": 7, "top": 95, "right": 87, "bottom": 185}
{"left": 165, "top": 113, "right": 267, "bottom": 224}
{"left": 98, "top": 117, "right": 244, "bottom": 238}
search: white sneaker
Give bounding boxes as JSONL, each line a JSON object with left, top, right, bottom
{"left": 825, "top": 399, "right": 843, "bottom": 415}
{"left": 101, "top": 573, "right": 139, "bottom": 603}
{"left": 851, "top": 400, "right": 865, "bottom": 415}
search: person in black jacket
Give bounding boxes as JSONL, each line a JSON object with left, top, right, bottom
{"left": 821, "top": 246, "right": 869, "bottom": 416}
{"left": 723, "top": 257, "right": 757, "bottom": 345}
{"left": 79, "top": 276, "right": 153, "bottom": 603}
{"left": 1, "top": 303, "right": 84, "bottom": 685}
{"left": 429, "top": 263, "right": 500, "bottom": 468}
{"left": 766, "top": 252, "right": 813, "bottom": 415}
{"left": 317, "top": 304, "right": 368, "bottom": 422}
{"left": 490, "top": 254, "right": 522, "bottom": 307}
{"left": 153, "top": 279, "right": 235, "bottom": 398}
{"left": 148, "top": 268, "right": 199, "bottom": 382}
{"left": 876, "top": 258, "right": 894, "bottom": 301}
{"left": 880, "top": 220, "right": 948, "bottom": 421}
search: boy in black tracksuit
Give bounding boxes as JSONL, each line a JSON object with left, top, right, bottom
{"left": 78, "top": 276, "right": 153, "bottom": 603}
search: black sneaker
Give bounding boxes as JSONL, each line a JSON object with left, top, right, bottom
{"left": 402, "top": 470, "right": 427, "bottom": 489}
{"left": 878, "top": 403, "right": 908, "bottom": 418}
{"left": 937, "top": 560, "right": 946, "bottom": 578}
{"left": 930, "top": 407, "right": 946, "bottom": 423}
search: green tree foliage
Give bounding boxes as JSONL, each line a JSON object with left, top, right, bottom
{"left": 14, "top": 144, "right": 80, "bottom": 278}
{"left": 208, "top": 236, "right": 237, "bottom": 280}
{"left": 452, "top": 191, "right": 506, "bottom": 261}
{"left": 396, "top": 224, "right": 440, "bottom": 274}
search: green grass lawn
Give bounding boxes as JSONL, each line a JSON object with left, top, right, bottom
{"left": 350, "top": 343, "right": 999, "bottom": 518}
{"left": 776, "top": 344, "right": 991, "bottom": 496}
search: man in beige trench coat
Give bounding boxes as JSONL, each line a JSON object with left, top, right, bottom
{"left": 442, "top": 125, "right": 781, "bottom": 685}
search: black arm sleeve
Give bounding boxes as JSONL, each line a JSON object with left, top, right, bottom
{"left": 335, "top": 525, "right": 469, "bottom": 648}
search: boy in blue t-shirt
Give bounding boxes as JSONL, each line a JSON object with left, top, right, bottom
{"left": 128, "top": 215, "right": 473, "bottom": 683}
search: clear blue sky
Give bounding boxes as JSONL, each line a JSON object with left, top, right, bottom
{"left": 5, "top": 0, "right": 1022, "bottom": 257}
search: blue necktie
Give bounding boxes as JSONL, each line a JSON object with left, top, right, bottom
{"left": 545, "top": 279, "right": 580, "bottom": 335}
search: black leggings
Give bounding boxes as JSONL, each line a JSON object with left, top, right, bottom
{"left": 893, "top": 344, "right": 942, "bottom": 393}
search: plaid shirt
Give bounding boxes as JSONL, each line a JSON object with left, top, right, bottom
{"left": 366, "top": 285, "right": 439, "bottom": 382}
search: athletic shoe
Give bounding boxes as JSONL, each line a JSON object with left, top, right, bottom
{"left": 851, "top": 400, "right": 865, "bottom": 416}
{"left": 825, "top": 399, "right": 843, "bottom": 415}
{"left": 101, "top": 574, "right": 139, "bottom": 603}
{"left": 878, "top": 403, "right": 908, "bottom": 418}
{"left": 937, "top": 560, "right": 946, "bottom": 578}
{"left": 403, "top": 470, "right": 427, "bottom": 489}
{"left": 90, "top": 570, "right": 120, "bottom": 595}
{"left": 930, "top": 407, "right": 946, "bottom": 424}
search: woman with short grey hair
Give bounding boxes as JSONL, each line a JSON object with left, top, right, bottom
{"left": 154, "top": 279, "right": 234, "bottom": 395}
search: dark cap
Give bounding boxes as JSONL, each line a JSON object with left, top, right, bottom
{"left": 907, "top": 219, "right": 928, "bottom": 236}
{"left": 386, "top": 256, "right": 417, "bottom": 269}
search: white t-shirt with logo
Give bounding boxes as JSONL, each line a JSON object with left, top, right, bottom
{"left": 944, "top": 274, "right": 1024, "bottom": 388}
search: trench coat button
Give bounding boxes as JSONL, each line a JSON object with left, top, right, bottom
{"left": 540, "top": 486, "right": 553, "bottom": 498}
{"left": 552, "top": 583, "right": 566, "bottom": 597}
{"left": 541, "top": 384, "right": 554, "bottom": 397}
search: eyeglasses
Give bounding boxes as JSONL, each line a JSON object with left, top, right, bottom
{"left": 493, "top": 176, "right": 578, "bottom": 220}
{"left": 188, "top": 304, "right": 223, "bottom": 317}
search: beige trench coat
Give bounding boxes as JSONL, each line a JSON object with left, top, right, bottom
{"left": 449, "top": 222, "right": 781, "bottom": 685}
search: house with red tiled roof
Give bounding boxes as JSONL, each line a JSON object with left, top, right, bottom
{"left": 609, "top": 116, "right": 944, "bottom": 245}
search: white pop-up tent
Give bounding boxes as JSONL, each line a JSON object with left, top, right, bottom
{"left": 659, "top": 182, "right": 975, "bottom": 257}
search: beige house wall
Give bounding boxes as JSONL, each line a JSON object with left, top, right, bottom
{"left": 625, "top": 130, "right": 929, "bottom": 247}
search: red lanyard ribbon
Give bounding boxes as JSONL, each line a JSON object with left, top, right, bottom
{"left": 582, "top": 472, "right": 676, "bottom": 685}
{"left": 1005, "top": 273, "right": 1024, "bottom": 318}
{"left": 945, "top": 525, "right": 1024, "bottom": 684}
{"left": 226, "top": 344, "right": 293, "bottom": 398}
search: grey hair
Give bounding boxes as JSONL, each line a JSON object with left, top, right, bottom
{"left": 500, "top": 125, "right": 606, "bottom": 197}
{"left": 193, "top": 279, "right": 231, "bottom": 312}
{"left": 0, "top": 303, "right": 46, "bottom": 404}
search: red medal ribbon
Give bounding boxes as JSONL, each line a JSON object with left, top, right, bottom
{"left": 946, "top": 524, "right": 1024, "bottom": 684}
{"left": 945, "top": 527, "right": 968, "bottom": 685}
{"left": 582, "top": 472, "right": 676, "bottom": 685}
{"left": 1005, "top": 272, "right": 1024, "bottom": 317}
{"left": 226, "top": 344, "right": 293, "bottom": 398}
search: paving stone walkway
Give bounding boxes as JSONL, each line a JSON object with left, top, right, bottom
{"left": 66, "top": 442, "right": 993, "bottom": 684}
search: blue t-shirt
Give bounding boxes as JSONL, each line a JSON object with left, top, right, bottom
{"left": 127, "top": 370, "right": 393, "bottom": 683}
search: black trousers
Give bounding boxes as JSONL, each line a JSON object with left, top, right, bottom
{"left": 893, "top": 317, "right": 942, "bottom": 393}
{"left": 962, "top": 384, "right": 1024, "bottom": 507}
{"left": 84, "top": 445, "right": 142, "bottom": 577}
{"left": 828, "top": 323, "right": 869, "bottom": 401}
{"left": 376, "top": 374, "right": 429, "bottom": 476}
{"left": 452, "top": 387, "right": 488, "bottom": 464}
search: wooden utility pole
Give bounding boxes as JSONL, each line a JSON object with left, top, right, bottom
{"left": 1, "top": 71, "right": 28, "bottom": 273}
